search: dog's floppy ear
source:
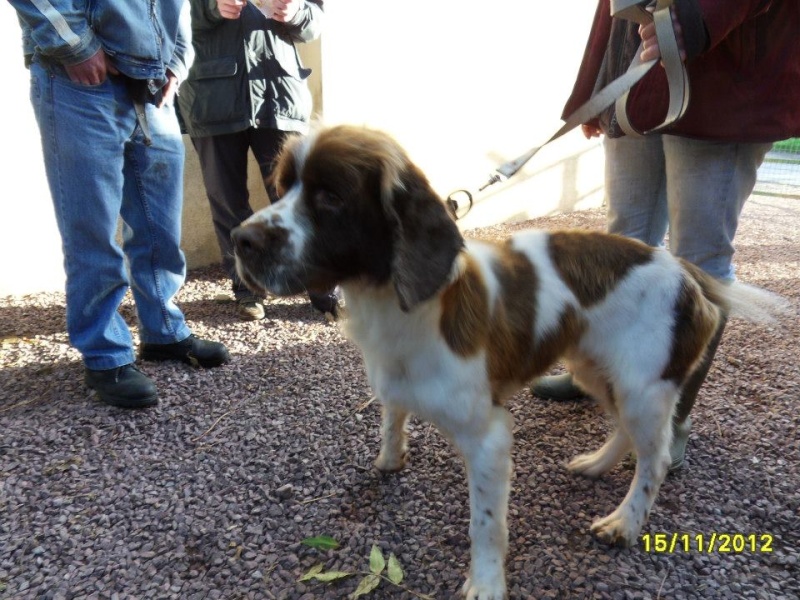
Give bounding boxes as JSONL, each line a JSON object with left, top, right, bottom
{"left": 378, "top": 150, "right": 464, "bottom": 312}
{"left": 268, "top": 133, "right": 303, "bottom": 198}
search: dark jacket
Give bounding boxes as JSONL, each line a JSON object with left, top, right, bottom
{"left": 564, "top": 0, "right": 800, "bottom": 142}
{"left": 178, "top": 0, "right": 323, "bottom": 138}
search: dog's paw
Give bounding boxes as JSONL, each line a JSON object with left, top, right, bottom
{"left": 590, "top": 510, "right": 641, "bottom": 547}
{"left": 374, "top": 451, "right": 406, "bottom": 472}
{"left": 462, "top": 577, "right": 507, "bottom": 600}
{"left": 567, "top": 452, "right": 610, "bottom": 478}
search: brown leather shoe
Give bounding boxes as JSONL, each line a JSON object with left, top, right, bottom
{"left": 237, "top": 296, "right": 266, "bottom": 321}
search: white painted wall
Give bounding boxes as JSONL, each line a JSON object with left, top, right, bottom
{"left": 318, "top": 0, "right": 603, "bottom": 230}
{"left": 2, "top": 2, "right": 65, "bottom": 295}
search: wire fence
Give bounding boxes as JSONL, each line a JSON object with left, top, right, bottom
{"left": 754, "top": 137, "right": 800, "bottom": 199}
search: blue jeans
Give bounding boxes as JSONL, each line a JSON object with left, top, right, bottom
{"left": 30, "top": 62, "right": 191, "bottom": 370}
{"left": 604, "top": 135, "right": 772, "bottom": 281}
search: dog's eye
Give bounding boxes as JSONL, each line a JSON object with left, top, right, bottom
{"left": 313, "top": 189, "right": 345, "bottom": 211}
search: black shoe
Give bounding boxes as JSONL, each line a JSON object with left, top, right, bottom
{"left": 530, "top": 373, "right": 587, "bottom": 401}
{"left": 309, "top": 287, "right": 341, "bottom": 320}
{"left": 85, "top": 364, "right": 158, "bottom": 409}
{"left": 139, "top": 334, "right": 231, "bottom": 368}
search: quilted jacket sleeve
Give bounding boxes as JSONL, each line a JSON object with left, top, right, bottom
{"left": 277, "top": 0, "right": 324, "bottom": 43}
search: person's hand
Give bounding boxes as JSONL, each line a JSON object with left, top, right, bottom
{"left": 638, "top": 7, "right": 686, "bottom": 62}
{"left": 270, "top": 0, "right": 302, "bottom": 22}
{"left": 65, "top": 48, "right": 119, "bottom": 85}
{"left": 159, "top": 70, "right": 179, "bottom": 108}
{"left": 581, "top": 124, "right": 602, "bottom": 139}
{"left": 217, "top": 0, "right": 245, "bottom": 19}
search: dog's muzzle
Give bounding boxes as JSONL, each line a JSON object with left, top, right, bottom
{"left": 231, "top": 223, "right": 266, "bottom": 260}
{"left": 231, "top": 222, "right": 302, "bottom": 296}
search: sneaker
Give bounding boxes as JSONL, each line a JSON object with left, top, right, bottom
{"left": 139, "top": 334, "right": 231, "bottom": 368}
{"left": 236, "top": 296, "right": 266, "bottom": 321}
{"left": 530, "top": 373, "right": 587, "bottom": 400}
{"left": 309, "top": 287, "right": 341, "bottom": 320}
{"left": 85, "top": 364, "right": 158, "bottom": 409}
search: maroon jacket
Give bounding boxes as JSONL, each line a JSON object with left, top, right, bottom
{"left": 563, "top": 0, "right": 800, "bottom": 142}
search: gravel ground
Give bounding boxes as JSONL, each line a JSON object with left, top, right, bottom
{"left": 1, "top": 196, "right": 798, "bottom": 600}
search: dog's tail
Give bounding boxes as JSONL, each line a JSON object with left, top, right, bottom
{"left": 687, "top": 262, "right": 792, "bottom": 325}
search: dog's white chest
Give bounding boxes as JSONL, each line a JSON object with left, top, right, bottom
{"left": 365, "top": 345, "right": 490, "bottom": 431}
{"left": 343, "top": 291, "right": 491, "bottom": 430}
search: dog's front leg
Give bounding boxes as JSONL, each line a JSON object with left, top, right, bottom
{"left": 374, "top": 404, "right": 409, "bottom": 472}
{"left": 456, "top": 405, "right": 513, "bottom": 600}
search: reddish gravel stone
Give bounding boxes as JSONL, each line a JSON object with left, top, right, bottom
{"left": 1, "top": 197, "right": 798, "bottom": 599}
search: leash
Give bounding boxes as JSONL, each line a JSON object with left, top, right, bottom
{"left": 446, "top": 0, "right": 689, "bottom": 220}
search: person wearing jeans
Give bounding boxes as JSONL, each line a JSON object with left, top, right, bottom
{"left": 13, "top": 0, "right": 230, "bottom": 409}
{"left": 531, "top": 0, "right": 800, "bottom": 469}
{"left": 604, "top": 135, "right": 772, "bottom": 282}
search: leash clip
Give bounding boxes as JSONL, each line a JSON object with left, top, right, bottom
{"left": 445, "top": 189, "right": 474, "bottom": 221}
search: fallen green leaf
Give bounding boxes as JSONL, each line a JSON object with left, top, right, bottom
{"left": 298, "top": 564, "right": 324, "bottom": 582}
{"left": 368, "top": 545, "right": 385, "bottom": 575}
{"left": 298, "top": 564, "right": 352, "bottom": 583}
{"left": 387, "top": 553, "right": 403, "bottom": 585}
{"left": 302, "top": 535, "right": 340, "bottom": 551}
{"left": 312, "top": 570, "right": 352, "bottom": 582}
{"left": 350, "top": 573, "right": 380, "bottom": 599}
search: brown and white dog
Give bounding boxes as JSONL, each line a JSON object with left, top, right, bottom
{"left": 232, "top": 124, "right": 786, "bottom": 599}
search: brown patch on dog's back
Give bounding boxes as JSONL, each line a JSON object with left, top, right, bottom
{"left": 441, "top": 243, "right": 586, "bottom": 404}
{"left": 440, "top": 254, "right": 490, "bottom": 357}
{"left": 526, "top": 306, "right": 585, "bottom": 379}
{"left": 549, "top": 231, "right": 654, "bottom": 307}
{"left": 485, "top": 244, "right": 537, "bottom": 390}
{"left": 487, "top": 244, "right": 585, "bottom": 402}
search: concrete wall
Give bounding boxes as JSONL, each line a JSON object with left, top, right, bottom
{"left": 1, "top": 1, "right": 602, "bottom": 297}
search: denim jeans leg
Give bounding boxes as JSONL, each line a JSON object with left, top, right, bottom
{"left": 604, "top": 135, "right": 669, "bottom": 248}
{"left": 662, "top": 137, "right": 772, "bottom": 281}
{"left": 29, "top": 63, "right": 136, "bottom": 370}
{"left": 120, "top": 93, "right": 192, "bottom": 344}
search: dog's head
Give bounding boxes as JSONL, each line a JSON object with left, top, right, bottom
{"left": 232, "top": 125, "right": 464, "bottom": 311}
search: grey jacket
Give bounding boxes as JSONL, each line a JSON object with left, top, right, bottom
{"left": 178, "top": 0, "right": 323, "bottom": 138}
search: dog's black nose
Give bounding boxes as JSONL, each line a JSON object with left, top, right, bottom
{"left": 231, "top": 224, "right": 264, "bottom": 255}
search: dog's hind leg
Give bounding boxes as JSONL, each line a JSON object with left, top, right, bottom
{"left": 456, "top": 405, "right": 513, "bottom": 600}
{"left": 568, "top": 427, "right": 632, "bottom": 478}
{"left": 567, "top": 370, "right": 632, "bottom": 478}
{"left": 374, "top": 404, "right": 409, "bottom": 472}
{"left": 590, "top": 381, "right": 676, "bottom": 546}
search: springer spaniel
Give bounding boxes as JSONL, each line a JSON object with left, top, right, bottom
{"left": 232, "top": 124, "right": 786, "bottom": 599}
